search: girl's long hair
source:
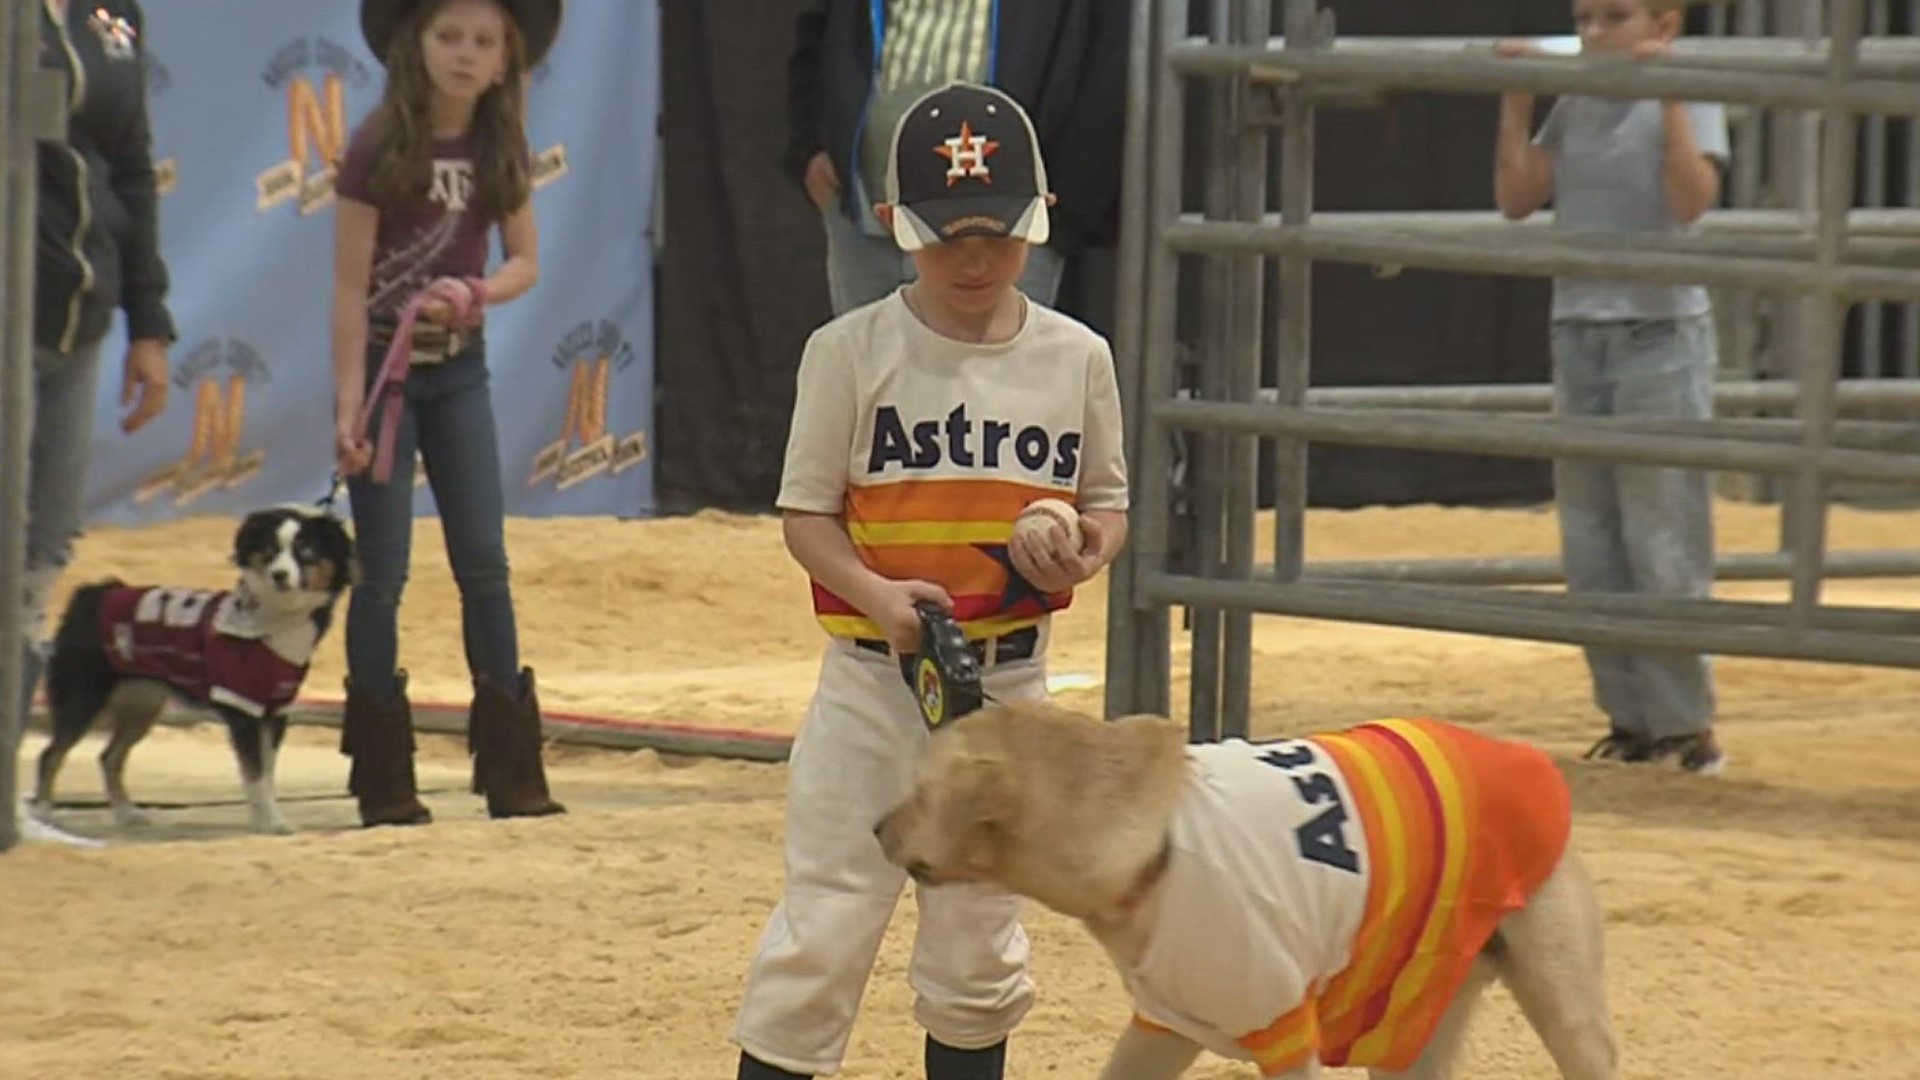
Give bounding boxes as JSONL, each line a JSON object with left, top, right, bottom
{"left": 359, "top": 0, "right": 532, "bottom": 223}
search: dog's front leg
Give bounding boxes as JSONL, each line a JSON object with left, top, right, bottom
{"left": 225, "top": 708, "right": 293, "bottom": 835}
{"left": 1097, "top": 1022, "right": 1203, "bottom": 1080}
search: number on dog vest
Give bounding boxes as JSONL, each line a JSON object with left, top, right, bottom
{"left": 133, "top": 587, "right": 217, "bottom": 629}
{"left": 1255, "top": 740, "right": 1362, "bottom": 875}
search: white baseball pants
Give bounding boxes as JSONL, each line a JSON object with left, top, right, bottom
{"left": 731, "top": 632, "right": 1049, "bottom": 1076}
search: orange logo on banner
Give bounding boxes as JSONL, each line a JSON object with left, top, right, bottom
{"left": 530, "top": 321, "right": 648, "bottom": 491}
{"left": 136, "top": 339, "right": 269, "bottom": 507}
{"left": 255, "top": 37, "right": 366, "bottom": 215}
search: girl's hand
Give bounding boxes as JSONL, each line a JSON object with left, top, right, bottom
{"left": 335, "top": 417, "right": 372, "bottom": 477}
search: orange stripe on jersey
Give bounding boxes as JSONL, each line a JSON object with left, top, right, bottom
{"left": 1306, "top": 718, "right": 1571, "bottom": 1072}
{"left": 1236, "top": 992, "right": 1322, "bottom": 1076}
{"left": 1313, "top": 723, "right": 1448, "bottom": 1065}
{"left": 1311, "top": 729, "right": 1426, "bottom": 1047}
{"left": 846, "top": 477, "right": 1067, "bottom": 524}
{"left": 811, "top": 477, "right": 1078, "bottom": 638}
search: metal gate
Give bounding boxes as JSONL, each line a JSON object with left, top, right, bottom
{"left": 1104, "top": 0, "right": 1920, "bottom": 743}
{"left": 1, "top": 0, "right": 72, "bottom": 853}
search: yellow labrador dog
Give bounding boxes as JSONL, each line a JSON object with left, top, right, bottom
{"left": 875, "top": 701, "right": 1616, "bottom": 1079}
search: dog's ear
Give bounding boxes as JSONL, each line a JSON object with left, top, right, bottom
{"left": 952, "top": 753, "right": 1019, "bottom": 831}
{"left": 232, "top": 512, "right": 272, "bottom": 567}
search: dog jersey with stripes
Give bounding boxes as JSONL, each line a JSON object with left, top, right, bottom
{"left": 776, "top": 289, "right": 1129, "bottom": 641}
{"left": 1124, "top": 718, "right": 1572, "bottom": 1075}
{"left": 100, "top": 586, "right": 312, "bottom": 719}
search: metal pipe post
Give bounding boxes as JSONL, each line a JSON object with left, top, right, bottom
{"left": 1153, "top": 399, "right": 1920, "bottom": 484}
{"left": 1139, "top": 572, "right": 1920, "bottom": 670}
{"left": 1167, "top": 40, "right": 1920, "bottom": 115}
{"left": 1268, "top": 0, "right": 1315, "bottom": 589}
{"left": 1298, "top": 376, "right": 1920, "bottom": 414}
{"left": 2, "top": 0, "right": 37, "bottom": 854}
{"left": 1218, "top": 0, "right": 1277, "bottom": 741}
{"left": 1126, "top": 0, "right": 1194, "bottom": 721}
{"left": 1103, "top": 0, "right": 1166, "bottom": 720}
{"left": 1905, "top": 0, "right": 1920, "bottom": 379}
{"left": 1783, "top": 0, "right": 1865, "bottom": 620}
{"left": 1158, "top": 219, "right": 1920, "bottom": 301}
{"left": 1302, "top": 548, "right": 1920, "bottom": 587}
{"left": 1184, "top": 0, "right": 1242, "bottom": 743}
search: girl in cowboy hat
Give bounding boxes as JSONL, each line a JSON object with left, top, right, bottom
{"left": 330, "top": 0, "right": 566, "bottom": 827}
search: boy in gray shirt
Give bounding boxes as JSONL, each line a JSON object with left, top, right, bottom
{"left": 1493, "top": 0, "right": 1731, "bottom": 776}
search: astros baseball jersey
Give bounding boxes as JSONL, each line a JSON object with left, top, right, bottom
{"left": 777, "top": 289, "right": 1128, "bottom": 641}
{"left": 100, "top": 586, "right": 313, "bottom": 719}
{"left": 1124, "top": 718, "right": 1572, "bottom": 1075}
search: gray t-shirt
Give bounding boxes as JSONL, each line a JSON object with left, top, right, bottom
{"left": 856, "top": 0, "right": 994, "bottom": 235}
{"left": 1534, "top": 97, "right": 1732, "bottom": 321}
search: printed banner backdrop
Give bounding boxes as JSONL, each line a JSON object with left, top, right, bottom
{"left": 82, "top": 0, "right": 659, "bottom": 526}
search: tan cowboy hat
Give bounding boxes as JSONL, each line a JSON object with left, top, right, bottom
{"left": 361, "top": 0, "right": 564, "bottom": 69}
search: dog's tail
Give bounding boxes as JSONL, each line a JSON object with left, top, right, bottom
{"left": 42, "top": 580, "right": 123, "bottom": 737}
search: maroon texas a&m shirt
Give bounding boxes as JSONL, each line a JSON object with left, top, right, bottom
{"left": 333, "top": 122, "right": 494, "bottom": 342}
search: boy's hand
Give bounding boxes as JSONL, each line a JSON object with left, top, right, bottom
{"left": 1493, "top": 39, "right": 1544, "bottom": 59}
{"left": 1011, "top": 512, "right": 1107, "bottom": 594}
{"left": 871, "top": 579, "right": 955, "bottom": 654}
{"left": 1632, "top": 39, "right": 1673, "bottom": 61}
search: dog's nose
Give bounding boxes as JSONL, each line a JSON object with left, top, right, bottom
{"left": 271, "top": 568, "right": 292, "bottom": 588}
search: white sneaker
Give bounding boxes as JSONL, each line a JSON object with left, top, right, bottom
{"left": 15, "top": 800, "right": 105, "bottom": 849}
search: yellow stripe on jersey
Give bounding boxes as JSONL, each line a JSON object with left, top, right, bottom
{"left": 845, "top": 520, "right": 1013, "bottom": 546}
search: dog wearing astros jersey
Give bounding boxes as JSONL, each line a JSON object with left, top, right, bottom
{"left": 876, "top": 701, "right": 1618, "bottom": 1080}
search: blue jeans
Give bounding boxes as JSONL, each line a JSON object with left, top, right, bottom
{"left": 821, "top": 206, "right": 1065, "bottom": 316}
{"left": 18, "top": 342, "right": 107, "bottom": 720}
{"left": 1551, "top": 316, "right": 1718, "bottom": 739}
{"left": 346, "top": 342, "right": 518, "bottom": 699}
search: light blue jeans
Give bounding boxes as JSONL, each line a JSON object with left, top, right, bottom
{"left": 18, "top": 342, "right": 108, "bottom": 720}
{"left": 345, "top": 342, "right": 519, "bottom": 700}
{"left": 1551, "top": 315, "right": 1718, "bottom": 739}
{"left": 821, "top": 205, "right": 1064, "bottom": 316}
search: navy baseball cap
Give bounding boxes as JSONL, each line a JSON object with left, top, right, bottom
{"left": 884, "top": 82, "right": 1051, "bottom": 252}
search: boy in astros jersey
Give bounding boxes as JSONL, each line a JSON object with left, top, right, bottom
{"left": 730, "top": 82, "right": 1130, "bottom": 1080}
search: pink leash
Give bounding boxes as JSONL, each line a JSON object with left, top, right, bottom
{"left": 355, "top": 277, "right": 487, "bottom": 484}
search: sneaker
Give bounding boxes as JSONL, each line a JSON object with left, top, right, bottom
{"left": 1646, "top": 731, "right": 1726, "bottom": 777}
{"left": 1583, "top": 729, "right": 1651, "bottom": 763}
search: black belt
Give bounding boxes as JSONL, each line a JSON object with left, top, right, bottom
{"left": 854, "top": 625, "right": 1039, "bottom": 665}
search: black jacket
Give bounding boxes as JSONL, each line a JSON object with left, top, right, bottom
{"left": 35, "top": 0, "right": 175, "bottom": 354}
{"left": 784, "top": 0, "right": 1131, "bottom": 254}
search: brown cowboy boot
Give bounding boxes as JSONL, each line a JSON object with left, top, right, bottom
{"left": 468, "top": 667, "right": 567, "bottom": 819}
{"left": 339, "top": 672, "right": 433, "bottom": 827}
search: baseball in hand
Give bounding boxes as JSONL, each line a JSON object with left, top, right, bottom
{"left": 1014, "top": 498, "right": 1084, "bottom": 552}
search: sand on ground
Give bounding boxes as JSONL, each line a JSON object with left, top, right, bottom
{"left": 4, "top": 500, "right": 1919, "bottom": 1079}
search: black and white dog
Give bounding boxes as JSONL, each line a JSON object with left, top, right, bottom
{"left": 31, "top": 504, "right": 356, "bottom": 836}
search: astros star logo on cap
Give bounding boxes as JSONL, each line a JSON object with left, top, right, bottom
{"left": 936, "top": 121, "right": 999, "bottom": 186}
{"left": 885, "top": 81, "right": 1051, "bottom": 252}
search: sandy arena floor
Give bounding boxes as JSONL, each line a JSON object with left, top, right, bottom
{"left": 4, "top": 500, "right": 1920, "bottom": 1079}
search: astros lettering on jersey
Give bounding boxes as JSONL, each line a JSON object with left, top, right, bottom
{"left": 776, "top": 291, "right": 1128, "bottom": 640}
{"left": 1125, "top": 718, "right": 1573, "bottom": 1075}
